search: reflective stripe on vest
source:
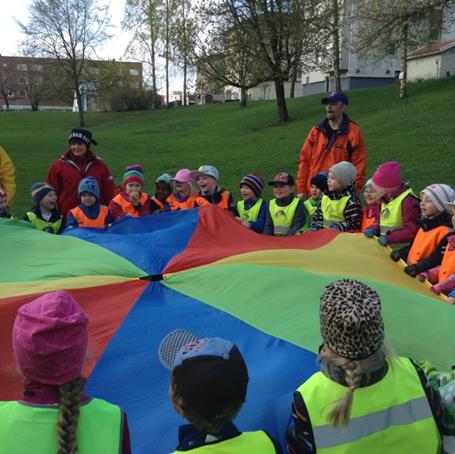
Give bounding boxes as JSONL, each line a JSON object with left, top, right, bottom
{"left": 151, "top": 196, "right": 164, "bottom": 210}
{"left": 237, "top": 198, "right": 263, "bottom": 222}
{"left": 361, "top": 206, "right": 376, "bottom": 232}
{"left": 26, "top": 211, "right": 62, "bottom": 234}
{"left": 269, "top": 197, "right": 299, "bottom": 236}
{"left": 0, "top": 398, "right": 122, "bottom": 454}
{"left": 167, "top": 194, "right": 198, "bottom": 211}
{"left": 304, "top": 198, "right": 318, "bottom": 218}
{"left": 112, "top": 192, "right": 149, "bottom": 217}
{"left": 296, "top": 357, "right": 440, "bottom": 453}
{"left": 171, "top": 430, "right": 276, "bottom": 453}
{"left": 379, "top": 188, "right": 415, "bottom": 234}
{"left": 69, "top": 205, "right": 109, "bottom": 228}
{"left": 407, "top": 225, "right": 451, "bottom": 265}
{"left": 196, "top": 191, "right": 231, "bottom": 210}
{"left": 439, "top": 240, "right": 455, "bottom": 281}
{"left": 321, "top": 194, "right": 349, "bottom": 228}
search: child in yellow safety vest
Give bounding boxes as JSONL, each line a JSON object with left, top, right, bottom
{"left": 389, "top": 184, "right": 454, "bottom": 278}
{"left": 109, "top": 164, "right": 151, "bottom": 221}
{"left": 263, "top": 172, "right": 306, "bottom": 236}
{"left": 158, "top": 329, "right": 279, "bottom": 453}
{"left": 66, "top": 177, "right": 113, "bottom": 229}
{"left": 0, "top": 291, "right": 131, "bottom": 453}
{"left": 0, "top": 187, "right": 14, "bottom": 218}
{"left": 235, "top": 174, "right": 267, "bottom": 233}
{"left": 300, "top": 172, "right": 328, "bottom": 231}
{"left": 417, "top": 200, "right": 455, "bottom": 301}
{"left": 24, "top": 182, "right": 63, "bottom": 234}
{"left": 368, "top": 161, "right": 420, "bottom": 250}
{"left": 311, "top": 161, "right": 362, "bottom": 232}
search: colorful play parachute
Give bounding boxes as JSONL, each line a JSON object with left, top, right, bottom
{"left": 1, "top": 206, "right": 454, "bottom": 453}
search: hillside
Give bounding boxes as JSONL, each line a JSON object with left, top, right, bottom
{"left": 1, "top": 77, "right": 454, "bottom": 215}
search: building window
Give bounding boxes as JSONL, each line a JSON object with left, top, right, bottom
{"left": 17, "top": 64, "right": 28, "bottom": 71}
{"left": 32, "top": 64, "right": 43, "bottom": 71}
{"left": 2, "top": 63, "right": 7, "bottom": 68}
{"left": 306, "top": 76, "right": 310, "bottom": 85}
{"left": 130, "top": 81, "right": 139, "bottom": 88}
{"left": 129, "top": 68, "right": 139, "bottom": 76}
{"left": 19, "top": 90, "right": 26, "bottom": 97}
{"left": 17, "top": 77, "right": 28, "bottom": 84}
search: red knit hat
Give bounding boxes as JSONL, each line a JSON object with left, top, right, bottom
{"left": 12, "top": 291, "right": 89, "bottom": 385}
{"left": 371, "top": 161, "right": 402, "bottom": 192}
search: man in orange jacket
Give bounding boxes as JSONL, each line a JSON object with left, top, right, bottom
{"left": 296, "top": 92, "right": 367, "bottom": 198}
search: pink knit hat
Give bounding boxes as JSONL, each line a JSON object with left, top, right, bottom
{"left": 172, "top": 168, "right": 194, "bottom": 184}
{"left": 12, "top": 291, "right": 89, "bottom": 385}
{"left": 371, "top": 161, "right": 402, "bottom": 192}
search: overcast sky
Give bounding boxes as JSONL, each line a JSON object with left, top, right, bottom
{"left": 1, "top": 0, "right": 131, "bottom": 60}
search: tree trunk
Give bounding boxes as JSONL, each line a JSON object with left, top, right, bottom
{"left": 149, "top": 6, "right": 158, "bottom": 109}
{"left": 290, "top": 68, "right": 297, "bottom": 98}
{"left": 332, "top": 0, "right": 341, "bottom": 92}
{"left": 1, "top": 91, "right": 9, "bottom": 110}
{"left": 165, "top": 0, "right": 170, "bottom": 108}
{"left": 240, "top": 87, "right": 247, "bottom": 107}
{"left": 183, "top": 56, "right": 187, "bottom": 107}
{"left": 399, "top": 22, "right": 408, "bottom": 99}
{"left": 76, "top": 87, "right": 85, "bottom": 127}
{"left": 274, "top": 78, "right": 289, "bottom": 122}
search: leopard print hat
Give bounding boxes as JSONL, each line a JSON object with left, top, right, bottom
{"left": 320, "top": 279, "right": 384, "bottom": 360}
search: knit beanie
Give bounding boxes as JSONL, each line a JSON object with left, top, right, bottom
{"left": 329, "top": 161, "right": 356, "bottom": 189}
{"left": 310, "top": 172, "right": 329, "bottom": 192}
{"left": 320, "top": 279, "right": 384, "bottom": 360}
{"left": 371, "top": 161, "right": 402, "bottom": 192}
{"left": 240, "top": 174, "right": 265, "bottom": 197}
{"left": 156, "top": 173, "right": 172, "bottom": 184}
{"left": 123, "top": 164, "right": 144, "bottom": 187}
{"left": 78, "top": 177, "right": 100, "bottom": 199}
{"left": 421, "top": 184, "right": 455, "bottom": 213}
{"left": 31, "top": 182, "right": 55, "bottom": 203}
{"left": 12, "top": 291, "right": 89, "bottom": 385}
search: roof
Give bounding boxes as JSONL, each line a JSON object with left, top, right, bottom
{"left": 408, "top": 39, "right": 455, "bottom": 59}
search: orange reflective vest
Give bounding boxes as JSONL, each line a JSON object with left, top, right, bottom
{"left": 196, "top": 191, "right": 231, "bottom": 210}
{"left": 111, "top": 192, "right": 149, "bottom": 217}
{"left": 69, "top": 205, "right": 109, "bottom": 228}
{"left": 439, "top": 237, "right": 455, "bottom": 281}
{"left": 151, "top": 196, "right": 164, "bottom": 210}
{"left": 407, "top": 225, "right": 451, "bottom": 265}
{"left": 167, "top": 194, "right": 198, "bottom": 211}
{"left": 361, "top": 206, "right": 376, "bottom": 232}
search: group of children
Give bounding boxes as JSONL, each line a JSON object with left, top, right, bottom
{"left": 0, "top": 158, "right": 454, "bottom": 301}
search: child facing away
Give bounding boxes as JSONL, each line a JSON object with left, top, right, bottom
{"left": 150, "top": 173, "right": 172, "bottom": 213}
{"left": 390, "top": 184, "right": 454, "bottom": 278}
{"left": 0, "top": 291, "right": 131, "bottom": 453}
{"left": 263, "top": 172, "right": 306, "bottom": 236}
{"left": 235, "top": 174, "right": 267, "bottom": 233}
{"left": 66, "top": 177, "right": 113, "bottom": 229}
{"left": 369, "top": 161, "right": 420, "bottom": 250}
{"left": 167, "top": 169, "right": 199, "bottom": 211}
{"left": 190, "top": 165, "right": 235, "bottom": 212}
{"left": 0, "top": 188, "right": 14, "bottom": 218}
{"left": 361, "top": 179, "right": 381, "bottom": 234}
{"left": 311, "top": 161, "right": 362, "bottom": 232}
{"left": 301, "top": 172, "right": 328, "bottom": 230}
{"left": 24, "top": 183, "right": 64, "bottom": 234}
{"left": 158, "top": 329, "right": 280, "bottom": 453}
{"left": 109, "top": 165, "right": 151, "bottom": 221}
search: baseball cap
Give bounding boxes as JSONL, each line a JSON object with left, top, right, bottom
{"left": 268, "top": 172, "right": 295, "bottom": 186}
{"left": 321, "top": 91, "right": 348, "bottom": 105}
{"left": 159, "top": 329, "right": 249, "bottom": 419}
{"left": 190, "top": 165, "right": 219, "bottom": 181}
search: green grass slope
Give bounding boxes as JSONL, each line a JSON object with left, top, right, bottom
{"left": 1, "top": 77, "right": 454, "bottom": 216}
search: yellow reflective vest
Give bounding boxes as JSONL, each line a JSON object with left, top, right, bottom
{"left": 269, "top": 197, "right": 299, "bottom": 236}
{"left": 172, "top": 430, "right": 276, "bottom": 453}
{"left": 380, "top": 188, "right": 415, "bottom": 234}
{"left": 237, "top": 198, "right": 264, "bottom": 223}
{"left": 320, "top": 194, "right": 350, "bottom": 228}
{"left": 296, "top": 356, "right": 441, "bottom": 453}
{"left": 25, "top": 211, "right": 62, "bottom": 234}
{"left": 0, "top": 398, "right": 122, "bottom": 454}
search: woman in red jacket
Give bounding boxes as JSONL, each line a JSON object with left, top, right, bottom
{"left": 46, "top": 128, "right": 116, "bottom": 216}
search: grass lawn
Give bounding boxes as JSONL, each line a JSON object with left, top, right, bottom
{"left": 1, "top": 76, "right": 454, "bottom": 216}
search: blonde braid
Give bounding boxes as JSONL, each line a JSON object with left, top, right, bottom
{"left": 57, "top": 376, "right": 86, "bottom": 454}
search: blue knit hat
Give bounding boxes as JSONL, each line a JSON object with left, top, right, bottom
{"left": 240, "top": 174, "right": 264, "bottom": 197}
{"left": 31, "top": 182, "right": 55, "bottom": 203}
{"left": 310, "top": 172, "right": 329, "bottom": 192}
{"left": 78, "top": 177, "right": 99, "bottom": 199}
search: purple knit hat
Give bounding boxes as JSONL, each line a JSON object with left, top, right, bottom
{"left": 371, "top": 162, "right": 402, "bottom": 192}
{"left": 240, "top": 174, "right": 264, "bottom": 197}
{"left": 12, "top": 291, "right": 89, "bottom": 385}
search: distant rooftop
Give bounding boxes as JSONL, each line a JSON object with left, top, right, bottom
{"left": 408, "top": 39, "right": 455, "bottom": 59}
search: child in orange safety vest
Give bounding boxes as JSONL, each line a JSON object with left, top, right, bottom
{"left": 66, "top": 177, "right": 113, "bottom": 229}
{"left": 390, "top": 184, "right": 454, "bottom": 279}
